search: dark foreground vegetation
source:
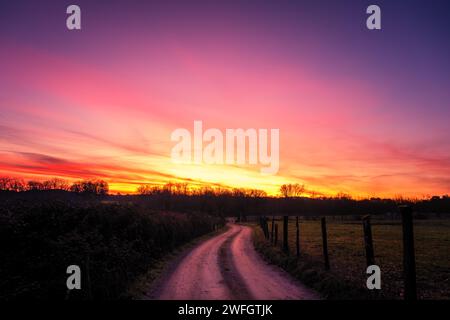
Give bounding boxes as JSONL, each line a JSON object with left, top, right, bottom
{"left": 0, "top": 196, "right": 223, "bottom": 300}
{"left": 0, "top": 178, "right": 448, "bottom": 300}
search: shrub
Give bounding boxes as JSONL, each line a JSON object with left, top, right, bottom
{"left": 0, "top": 200, "right": 223, "bottom": 300}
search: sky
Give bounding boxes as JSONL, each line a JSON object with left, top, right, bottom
{"left": 0, "top": 0, "right": 449, "bottom": 197}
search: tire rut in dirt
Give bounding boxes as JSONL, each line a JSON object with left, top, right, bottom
{"left": 218, "top": 227, "right": 253, "bottom": 300}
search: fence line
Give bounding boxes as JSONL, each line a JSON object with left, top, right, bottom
{"left": 321, "top": 217, "right": 330, "bottom": 270}
{"left": 400, "top": 205, "right": 417, "bottom": 300}
{"left": 261, "top": 205, "right": 418, "bottom": 300}
{"left": 362, "top": 215, "right": 375, "bottom": 266}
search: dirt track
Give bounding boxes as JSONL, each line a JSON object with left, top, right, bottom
{"left": 147, "top": 224, "right": 319, "bottom": 300}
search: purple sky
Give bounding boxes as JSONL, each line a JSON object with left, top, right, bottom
{"left": 0, "top": 0, "right": 449, "bottom": 196}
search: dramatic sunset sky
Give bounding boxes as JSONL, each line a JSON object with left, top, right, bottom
{"left": 1, "top": 0, "right": 449, "bottom": 197}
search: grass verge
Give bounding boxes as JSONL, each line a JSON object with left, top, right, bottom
{"left": 252, "top": 226, "right": 385, "bottom": 300}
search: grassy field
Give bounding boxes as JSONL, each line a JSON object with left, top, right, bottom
{"left": 264, "top": 217, "right": 450, "bottom": 299}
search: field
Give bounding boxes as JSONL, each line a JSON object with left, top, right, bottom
{"left": 263, "top": 217, "right": 450, "bottom": 299}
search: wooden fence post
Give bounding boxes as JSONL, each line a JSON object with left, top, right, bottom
{"left": 86, "top": 254, "right": 92, "bottom": 300}
{"left": 321, "top": 217, "right": 330, "bottom": 270}
{"left": 274, "top": 223, "right": 278, "bottom": 246}
{"left": 261, "top": 217, "right": 265, "bottom": 238}
{"left": 362, "top": 215, "right": 375, "bottom": 266}
{"left": 283, "top": 216, "right": 289, "bottom": 253}
{"left": 271, "top": 216, "right": 275, "bottom": 243}
{"left": 296, "top": 216, "right": 300, "bottom": 256}
{"left": 264, "top": 216, "right": 270, "bottom": 239}
{"left": 400, "top": 205, "right": 417, "bottom": 300}
{"left": 260, "top": 216, "right": 269, "bottom": 239}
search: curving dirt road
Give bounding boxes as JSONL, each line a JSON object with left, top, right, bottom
{"left": 147, "top": 224, "right": 319, "bottom": 300}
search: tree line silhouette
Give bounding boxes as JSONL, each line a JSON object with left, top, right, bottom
{"left": 1, "top": 177, "right": 449, "bottom": 217}
{"left": 0, "top": 177, "right": 108, "bottom": 195}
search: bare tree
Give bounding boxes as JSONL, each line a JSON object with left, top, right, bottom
{"left": 137, "top": 184, "right": 153, "bottom": 195}
{"left": 280, "top": 183, "right": 305, "bottom": 198}
{"left": 42, "top": 178, "right": 70, "bottom": 191}
{"left": 70, "top": 179, "right": 109, "bottom": 195}
{"left": 27, "top": 181, "right": 45, "bottom": 191}
{"left": 173, "top": 183, "right": 189, "bottom": 195}
{"left": 248, "top": 189, "right": 267, "bottom": 198}
{"left": 0, "top": 177, "right": 26, "bottom": 191}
